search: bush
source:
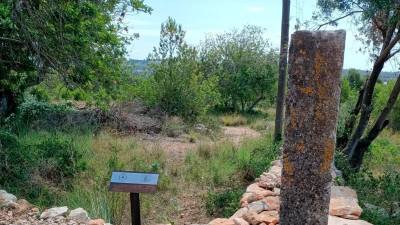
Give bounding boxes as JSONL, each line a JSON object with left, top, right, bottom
{"left": 148, "top": 17, "right": 220, "bottom": 121}
{"left": 335, "top": 136, "right": 400, "bottom": 225}
{"left": 7, "top": 98, "right": 101, "bottom": 132}
{"left": 200, "top": 25, "right": 278, "bottom": 112}
{"left": 206, "top": 188, "right": 244, "bottom": 217}
{"left": 0, "top": 130, "right": 88, "bottom": 206}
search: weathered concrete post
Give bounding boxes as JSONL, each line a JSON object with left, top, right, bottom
{"left": 279, "top": 30, "right": 346, "bottom": 225}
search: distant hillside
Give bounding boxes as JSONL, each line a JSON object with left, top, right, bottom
{"left": 343, "top": 69, "right": 399, "bottom": 82}
{"left": 127, "top": 59, "right": 149, "bottom": 74}
{"left": 127, "top": 59, "right": 399, "bottom": 82}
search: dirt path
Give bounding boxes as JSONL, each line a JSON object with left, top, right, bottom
{"left": 139, "top": 126, "right": 261, "bottom": 225}
{"left": 141, "top": 126, "right": 261, "bottom": 161}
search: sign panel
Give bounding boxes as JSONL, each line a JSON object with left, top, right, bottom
{"left": 109, "top": 171, "right": 159, "bottom": 193}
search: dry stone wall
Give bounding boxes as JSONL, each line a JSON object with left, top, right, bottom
{"left": 207, "top": 159, "right": 373, "bottom": 225}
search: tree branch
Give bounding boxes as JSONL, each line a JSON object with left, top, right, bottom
{"left": 317, "top": 11, "right": 363, "bottom": 30}
{"left": 0, "top": 37, "right": 23, "bottom": 43}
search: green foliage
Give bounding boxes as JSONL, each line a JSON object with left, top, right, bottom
{"left": 0, "top": 130, "right": 89, "bottom": 206}
{"left": 200, "top": 25, "right": 278, "bottom": 112}
{"left": 372, "top": 80, "right": 400, "bottom": 131}
{"left": 347, "top": 171, "right": 400, "bottom": 225}
{"left": 6, "top": 98, "right": 100, "bottom": 132}
{"left": 335, "top": 133, "right": 400, "bottom": 225}
{"left": 162, "top": 116, "right": 187, "bottom": 138}
{"left": 0, "top": 0, "right": 151, "bottom": 115}
{"left": 346, "top": 69, "right": 364, "bottom": 90}
{"left": 184, "top": 135, "right": 279, "bottom": 186}
{"left": 148, "top": 17, "right": 220, "bottom": 120}
{"left": 206, "top": 188, "right": 244, "bottom": 217}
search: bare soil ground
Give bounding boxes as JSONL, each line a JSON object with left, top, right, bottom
{"left": 139, "top": 126, "right": 261, "bottom": 225}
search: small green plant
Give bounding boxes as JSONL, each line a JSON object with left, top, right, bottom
{"left": 205, "top": 188, "right": 244, "bottom": 217}
{"left": 163, "top": 117, "right": 187, "bottom": 137}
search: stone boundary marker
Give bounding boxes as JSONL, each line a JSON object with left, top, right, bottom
{"left": 280, "top": 30, "right": 345, "bottom": 225}
{"left": 205, "top": 30, "right": 372, "bottom": 225}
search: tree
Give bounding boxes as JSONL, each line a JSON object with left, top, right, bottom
{"left": 148, "top": 17, "right": 220, "bottom": 120}
{"left": 317, "top": 0, "right": 400, "bottom": 169}
{"left": 274, "top": 0, "right": 291, "bottom": 142}
{"left": 0, "top": 0, "right": 151, "bottom": 117}
{"left": 346, "top": 69, "right": 364, "bottom": 90}
{"left": 200, "top": 26, "right": 278, "bottom": 112}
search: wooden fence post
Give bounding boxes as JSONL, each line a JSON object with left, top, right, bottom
{"left": 279, "top": 30, "right": 346, "bottom": 225}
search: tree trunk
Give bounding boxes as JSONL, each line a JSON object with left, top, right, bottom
{"left": 247, "top": 95, "right": 264, "bottom": 112}
{"left": 350, "top": 76, "right": 400, "bottom": 168}
{"left": 0, "top": 90, "right": 17, "bottom": 118}
{"left": 274, "top": 0, "right": 290, "bottom": 142}
{"left": 279, "top": 30, "right": 345, "bottom": 225}
{"left": 336, "top": 80, "right": 366, "bottom": 149}
{"left": 344, "top": 31, "right": 400, "bottom": 159}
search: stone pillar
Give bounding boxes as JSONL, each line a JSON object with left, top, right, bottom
{"left": 279, "top": 30, "right": 346, "bottom": 225}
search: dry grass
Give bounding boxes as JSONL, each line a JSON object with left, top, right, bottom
{"left": 220, "top": 114, "right": 248, "bottom": 126}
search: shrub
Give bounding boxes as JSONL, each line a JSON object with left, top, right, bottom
{"left": 199, "top": 25, "right": 278, "bottom": 112}
{"left": 8, "top": 98, "right": 101, "bottom": 132}
{"left": 0, "top": 130, "right": 88, "bottom": 206}
{"left": 162, "top": 116, "right": 187, "bottom": 137}
{"left": 206, "top": 188, "right": 244, "bottom": 217}
{"left": 148, "top": 17, "right": 220, "bottom": 121}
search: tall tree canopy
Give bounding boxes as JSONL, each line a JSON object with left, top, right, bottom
{"left": 200, "top": 25, "right": 278, "bottom": 112}
{"left": 316, "top": 0, "right": 400, "bottom": 168}
{"left": 0, "top": 0, "right": 151, "bottom": 116}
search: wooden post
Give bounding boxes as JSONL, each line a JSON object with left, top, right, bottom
{"left": 130, "top": 193, "right": 141, "bottom": 225}
{"left": 279, "top": 30, "right": 346, "bottom": 225}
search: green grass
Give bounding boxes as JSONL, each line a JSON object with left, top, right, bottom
{"left": 336, "top": 129, "right": 400, "bottom": 225}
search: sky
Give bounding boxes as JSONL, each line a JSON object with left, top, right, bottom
{"left": 124, "top": 0, "right": 398, "bottom": 71}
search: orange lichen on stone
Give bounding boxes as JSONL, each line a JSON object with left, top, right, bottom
{"left": 299, "top": 86, "right": 314, "bottom": 95}
{"left": 283, "top": 157, "right": 294, "bottom": 176}
{"left": 295, "top": 141, "right": 305, "bottom": 153}
{"left": 320, "top": 138, "right": 335, "bottom": 173}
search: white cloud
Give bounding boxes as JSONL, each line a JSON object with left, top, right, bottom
{"left": 247, "top": 6, "right": 265, "bottom": 13}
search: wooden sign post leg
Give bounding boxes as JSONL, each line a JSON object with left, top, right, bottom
{"left": 130, "top": 193, "right": 141, "bottom": 225}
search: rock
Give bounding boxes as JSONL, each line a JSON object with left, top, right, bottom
{"left": 257, "top": 211, "right": 279, "bottom": 225}
{"left": 270, "top": 160, "right": 282, "bottom": 167}
{"left": 88, "top": 218, "right": 106, "bottom": 225}
{"left": 258, "top": 173, "right": 279, "bottom": 189}
{"left": 261, "top": 196, "right": 280, "bottom": 211}
{"left": 247, "top": 200, "right": 268, "bottom": 213}
{"left": 243, "top": 211, "right": 279, "bottom": 225}
{"left": 268, "top": 166, "right": 281, "bottom": 178}
{"left": 233, "top": 217, "right": 249, "bottom": 225}
{"left": 242, "top": 211, "right": 259, "bottom": 225}
{"left": 328, "top": 215, "right": 373, "bottom": 225}
{"left": 208, "top": 218, "right": 235, "bottom": 225}
{"left": 13, "top": 199, "right": 33, "bottom": 214}
{"left": 40, "top": 206, "right": 68, "bottom": 219}
{"left": 68, "top": 208, "right": 90, "bottom": 223}
{"left": 240, "top": 193, "right": 263, "bottom": 207}
{"left": 273, "top": 188, "right": 280, "bottom": 195}
{"left": 245, "top": 184, "right": 275, "bottom": 197}
{"left": 330, "top": 186, "right": 362, "bottom": 219}
{"left": 194, "top": 124, "right": 208, "bottom": 133}
{"left": 0, "top": 190, "right": 17, "bottom": 208}
{"left": 230, "top": 207, "right": 249, "bottom": 219}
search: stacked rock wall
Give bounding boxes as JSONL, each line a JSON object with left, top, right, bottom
{"left": 208, "top": 160, "right": 372, "bottom": 225}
